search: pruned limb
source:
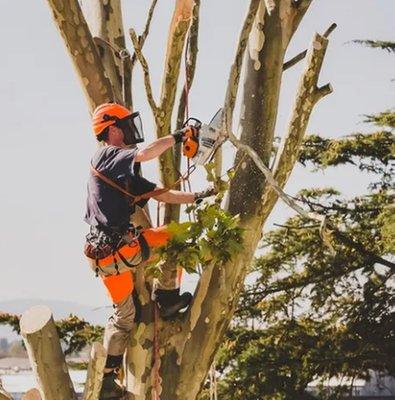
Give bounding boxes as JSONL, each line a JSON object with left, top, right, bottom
{"left": 20, "top": 305, "right": 77, "bottom": 400}
{"left": 261, "top": 32, "right": 333, "bottom": 222}
{"left": 46, "top": 0, "right": 113, "bottom": 112}
{"left": 283, "top": 23, "right": 337, "bottom": 71}
{"left": 129, "top": 29, "right": 159, "bottom": 118}
{"left": 82, "top": 342, "right": 107, "bottom": 400}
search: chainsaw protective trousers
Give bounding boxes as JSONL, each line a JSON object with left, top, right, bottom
{"left": 100, "top": 225, "right": 183, "bottom": 357}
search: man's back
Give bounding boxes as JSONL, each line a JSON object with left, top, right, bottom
{"left": 85, "top": 145, "right": 155, "bottom": 231}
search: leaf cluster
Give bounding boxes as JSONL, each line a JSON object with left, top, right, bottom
{"left": 299, "top": 129, "right": 394, "bottom": 190}
{"left": 150, "top": 201, "right": 244, "bottom": 274}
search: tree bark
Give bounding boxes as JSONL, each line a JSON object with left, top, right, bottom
{"left": 82, "top": 342, "right": 107, "bottom": 400}
{"left": 158, "top": 0, "right": 194, "bottom": 224}
{"left": 81, "top": 0, "right": 129, "bottom": 106}
{"left": 46, "top": 0, "right": 113, "bottom": 112}
{"left": 22, "top": 389, "right": 42, "bottom": 400}
{"left": 20, "top": 306, "right": 76, "bottom": 400}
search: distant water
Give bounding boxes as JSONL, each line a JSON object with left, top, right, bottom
{"left": 1, "top": 370, "right": 87, "bottom": 398}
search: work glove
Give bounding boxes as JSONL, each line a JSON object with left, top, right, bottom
{"left": 194, "top": 187, "right": 217, "bottom": 204}
{"left": 172, "top": 126, "right": 198, "bottom": 144}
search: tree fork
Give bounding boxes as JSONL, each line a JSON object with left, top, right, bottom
{"left": 20, "top": 306, "right": 77, "bottom": 400}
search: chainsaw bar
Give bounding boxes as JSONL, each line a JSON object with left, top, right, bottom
{"left": 193, "top": 108, "right": 223, "bottom": 165}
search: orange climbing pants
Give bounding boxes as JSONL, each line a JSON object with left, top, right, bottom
{"left": 93, "top": 225, "right": 182, "bottom": 303}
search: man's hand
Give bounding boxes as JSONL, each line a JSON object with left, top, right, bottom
{"left": 172, "top": 126, "right": 198, "bottom": 144}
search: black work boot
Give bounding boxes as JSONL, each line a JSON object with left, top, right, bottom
{"left": 155, "top": 288, "right": 192, "bottom": 319}
{"left": 99, "top": 370, "right": 125, "bottom": 400}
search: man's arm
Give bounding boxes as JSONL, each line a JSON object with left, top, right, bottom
{"left": 134, "top": 135, "right": 175, "bottom": 163}
{"left": 153, "top": 187, "right": 216, "bottom": 204}
{"left": 153, "top": 189, "right": 195, "bottom": 204}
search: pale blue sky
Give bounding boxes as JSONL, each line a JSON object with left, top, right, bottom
{"left": 0, "top": 1, "right": 393, "bottom": 307}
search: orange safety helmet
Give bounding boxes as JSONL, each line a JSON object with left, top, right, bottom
{"left": 92, "top": 103, "right": 131, "bottom": 136}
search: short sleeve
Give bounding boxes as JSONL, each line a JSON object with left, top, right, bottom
{"left": 128, "top": 174, "right": 157, "bottom": 208}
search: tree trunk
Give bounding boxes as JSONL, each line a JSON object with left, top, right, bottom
{"left": 20, "top": 306, "right": 77, "bottom": 400}
{"left": 82, "top": 342, "right": 107, "bottom": 400}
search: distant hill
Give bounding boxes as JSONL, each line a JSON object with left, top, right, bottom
{"left": 0, "top": 299, "right": 111, "bottom": 341}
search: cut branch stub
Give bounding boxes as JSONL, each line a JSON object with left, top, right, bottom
{"left": 82, "top": 342, "right": 107, "bottom": 400}
{"left": 46, "top": 0, "right": 113, "bottom": 112}
{"left": 20, "top": 306, "right": 77, "bottom": 400}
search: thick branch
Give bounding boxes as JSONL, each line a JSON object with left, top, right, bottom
{"left": 291, "top": 0, "right": 313, "bottom": 34}
{"left": 222, "top": 0, "right": 261, "bottom": 143}
{"left": 283, "top": 23, "right": 337, "bottom": 71}
{"left": 129, "top": 29, "right": 158, "bottom": 118}
{"left": 261, "top": 32, "right": 332, "bottom": 222}
{"left": 46, "top": 0, "right": 113, "bottom": 112}
{"left": 82, "top": 342, "right": 107, "bottom": 400}
{"left": 81, "top": 0, "right": 127, "bottom": 105}
{"left": 158, "top": 0, "right": 194, "bottom": 223}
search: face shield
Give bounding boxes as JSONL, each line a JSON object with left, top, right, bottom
{"left": 115, "top": 111, "right": 145, "bottom": 145}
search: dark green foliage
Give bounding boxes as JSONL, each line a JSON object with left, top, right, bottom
{"left": 364, "top": 110, "right": 395, "bottom": 128}
{"left": 353, "top": 40, "right": 395, "bottom": 53}
{"left": 147, "top": 166, "right": 244, "bottom": 275}
{"left": 208, "top": 109, "right": 394, "bottom": 400}
{"left": 299, "top": 129, "right": 394, "bottom": 189}
{"left": 56, "top": 314, "right": 104, "bottom": 355}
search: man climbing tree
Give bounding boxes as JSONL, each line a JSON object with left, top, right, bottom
{"left": 19, "top": 0, "right": 349, "bottom": 398}
{"left": 84, "top": 102, "right": 214, "bottom": 398}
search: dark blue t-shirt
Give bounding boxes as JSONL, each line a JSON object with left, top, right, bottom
{"left": 85, "top": 146, "right": 156, "bottom": 230}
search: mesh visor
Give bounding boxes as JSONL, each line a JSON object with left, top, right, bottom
{"left": 117, "top": 112, "right": 144, "bottom": 144}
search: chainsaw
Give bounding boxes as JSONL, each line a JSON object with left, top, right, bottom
{"left": 182, "top": 108, "right": 224, "bottom": 165}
